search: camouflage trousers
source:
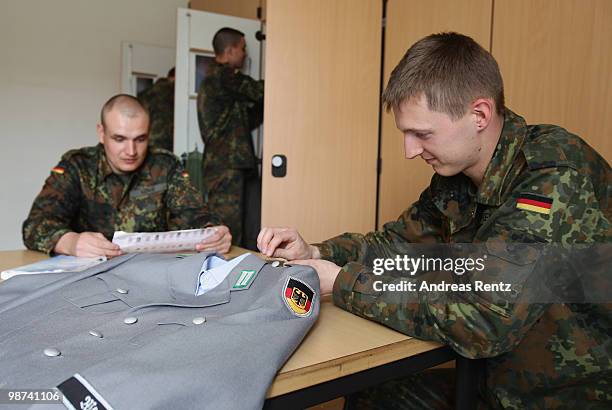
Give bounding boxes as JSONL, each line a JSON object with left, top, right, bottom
{"left": 345, "top": 369, "right": 455, "bottom": 410}
{"left": 203, "top": 168, "right": 260, "bottom": 248}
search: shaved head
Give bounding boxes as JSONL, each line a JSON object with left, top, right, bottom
{"left": 213, "top": 27, "right": 245, "bottom": 55}
{"left": 100, "top": 94, "right": 149, "bottom": 128}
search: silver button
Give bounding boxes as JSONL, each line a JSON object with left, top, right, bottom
{"left": 271, "top": 261, "right": 280, "bottom": 267}
{"left": 116, "top": 288, "right": 129, "bottom": 294}
{"left": 88, "top": 330, "right": 103, "bottom": 338}
{"left": 43, "top": 348, "right": 61, "bottom": 357}
{"left": 192, "top": 317, "right": 206, "bottom": 325}
{"left": 123, "top": 316, "right": 138, "bottom": 325}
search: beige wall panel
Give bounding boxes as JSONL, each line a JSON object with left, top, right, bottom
{"left": 492, "top": 0, "right": 611, "bottom": 162}
{"left": 379, "top": 0, "right": 493, "bottom": 225}
{"left": 262, "top": 0, "right": 381, "bottom": 242}
{"left": 190, "top": 0, "right": 260, "bottom": 20}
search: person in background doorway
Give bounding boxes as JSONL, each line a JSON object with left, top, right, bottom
{"left": 197, "top": 27, "right": 264, "bottom": 249}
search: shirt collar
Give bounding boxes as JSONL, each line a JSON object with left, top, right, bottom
{"left": 476, "top": 108, "right": 529, "bottom": 206}
{"left": 97, "top": 143, "right": 115, "bottom": 180}
{"left": 96, "top": 143, "right": 152, "bottom": 182}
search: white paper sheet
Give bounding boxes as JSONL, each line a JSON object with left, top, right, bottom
{"left": 112, "top": 228, "right": 216, "bottom": 253}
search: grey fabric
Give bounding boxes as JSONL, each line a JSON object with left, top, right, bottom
{"left": 0, "top": 252, "right": 320, "bottom": 410}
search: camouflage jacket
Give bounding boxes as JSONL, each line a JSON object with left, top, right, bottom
{"left": 139, "top": 78, "right": 174, "bottom": 152}
{"left": 316, "top": 109, "right": 611, "bottom": 408}
{"left": 197, "top": 61, "right": 264, "bottom": 171}
{"left": 23, "top": 145, "right": 221, "bottom": 254}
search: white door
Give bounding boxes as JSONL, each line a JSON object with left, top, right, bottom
{"left": 174, "top": 8, "right": 262, "bottom": 158}
{"left": 120, "top": 42, "right": 175, "bottom": 96}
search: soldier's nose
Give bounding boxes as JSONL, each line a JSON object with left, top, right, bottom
{"left": 404, "top": 135, "right": 423, "bottom": 159}
{"left": 126, "top": 142, "right": 136, "bottom": 156}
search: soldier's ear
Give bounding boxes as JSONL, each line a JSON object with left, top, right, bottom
{"left": 471, "top": 98, "right": 493, "bottom": 131}
{"left": 96, "top": 123, "right": 105, "bottom": 144}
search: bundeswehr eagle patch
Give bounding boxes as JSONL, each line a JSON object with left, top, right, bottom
{"left": 516, "top": 193, "right": 553, "bottom": 215}
{"left": 283, "top": 277, "right": 315, "bottom": 317}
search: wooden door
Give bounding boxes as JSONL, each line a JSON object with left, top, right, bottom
{"left": 492, "top": 0, "right": 612, "bottom": 161}
{"left": 262, "top": 0, "right": 382, "bottom": 242}
{"left": 378, "top": 0, "right": 493, "bottom": 225}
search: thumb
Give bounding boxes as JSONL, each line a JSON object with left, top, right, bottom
{"left": 288, "top": 259, "right": 313, "bottom": 267}
{"left": 273, "top": 247, "right": 297, "bottom": 260}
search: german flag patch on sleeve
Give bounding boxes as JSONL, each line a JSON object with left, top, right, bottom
{"left": 283, "top": 276, "right": 315, "bottom": 317}
{"left": 516, "top": 193, "right": 553, "bottom": 215}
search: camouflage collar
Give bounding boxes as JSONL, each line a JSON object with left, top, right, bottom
{"left": 97, "top": 144, "right": 116, "bottom": 180}
{"left": 430, "top": 109, "right": 528, "bottom": 229}
{"left": 476, "top": 108, "right": 528, "bottom": 206}
{"left": 430, "top": 173, "right": 477, "bottom": 234}
{"left": 96, "top": 143, "right": 152, "bottom": 182}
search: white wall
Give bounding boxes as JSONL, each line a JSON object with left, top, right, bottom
{"left": 0, "top": 0, "right": 188, "bottom": 250}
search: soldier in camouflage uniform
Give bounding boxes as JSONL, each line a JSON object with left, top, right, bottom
{"left": 23, "top": 94, "right": 232, "bottom": 257}
{"left": 197, "top": 27, "right": 264, "bottom": 247}
{"left": 258, "top": 33, "right": 611, "bottom": 409}
{"left": 138, "top": 67, "right": 175, "bottom": 152}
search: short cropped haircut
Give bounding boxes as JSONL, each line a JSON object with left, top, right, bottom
{"left": 212, "top": 27, "right": 245, "bottom": 56}
{"left": 100, "top": 94, "right": 148, "bottom": 128}
{"left": 382, "top": 32, "right": 505, "bottom": 120}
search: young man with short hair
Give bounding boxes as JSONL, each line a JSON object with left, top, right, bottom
{"left": 24, "top": 94, "right": 232, "bottom": 257}
{"left": 258, "top": 33, "right": 610, "bottom": 408}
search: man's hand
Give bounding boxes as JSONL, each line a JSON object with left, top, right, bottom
{"left": 196, "top": 225, "right": 232, "bottom": 254}
{"left": 291, "top": 259, "right": 341, "bottom": 295}
{"left": 257, "top": 227, "right": 320, "bottom": 260}
{"left": 55, "top": 232, "right": 122, "bottom": 258}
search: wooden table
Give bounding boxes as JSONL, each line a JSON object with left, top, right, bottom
{"left": 0, "top": 249, "right": 472, "bottom": 409}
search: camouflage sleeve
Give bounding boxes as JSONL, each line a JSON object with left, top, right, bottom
{"left": 332, "top": 167, "right": 609, "bottom": 359}
{"left": 22, "top": 160, "right": 81, "bottom": 254}
{"left": 247, "top": 96, "right": 264, "bottom": 130}
{"left": 315, "top": 185, "right": 445, "bottom": 266}
{"left": 165, "top": 161, "right": 222, "bottom": 229}
{"left": 220, "top": 67, "right": 264, "bottom": 103}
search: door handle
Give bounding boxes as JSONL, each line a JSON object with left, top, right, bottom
{"left": 271, "top": 155, "right": 286, "bottom": 177}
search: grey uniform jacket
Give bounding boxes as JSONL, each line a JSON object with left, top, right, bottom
{"left": 0, "top": 252, "right": 320, "bottom": 410}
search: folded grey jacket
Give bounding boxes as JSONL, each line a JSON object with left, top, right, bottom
{"left": 0, "top": 252, "right": 320, "bottom": 410}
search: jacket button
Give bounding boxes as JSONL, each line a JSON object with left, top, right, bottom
{"left": 123, "top": 317, "right": 138, "bottom": 325}
{"left": 43, "top": 348, "right": 61, "bottom": 357}
{"left": 116, "top": 288, "right": 129, "bottom": 294}
{"left": 271, "top": 261, "right": 280, "bottom": 267}
{"left": 88, "top": 330, "right": 103, "bottom": 338}
{"left": 192, "top": 317, "right": 206, "bottom": 325}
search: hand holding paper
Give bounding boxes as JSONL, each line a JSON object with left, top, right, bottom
{"left": 112, "top": 226, "right": 231, "bottom": 254}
